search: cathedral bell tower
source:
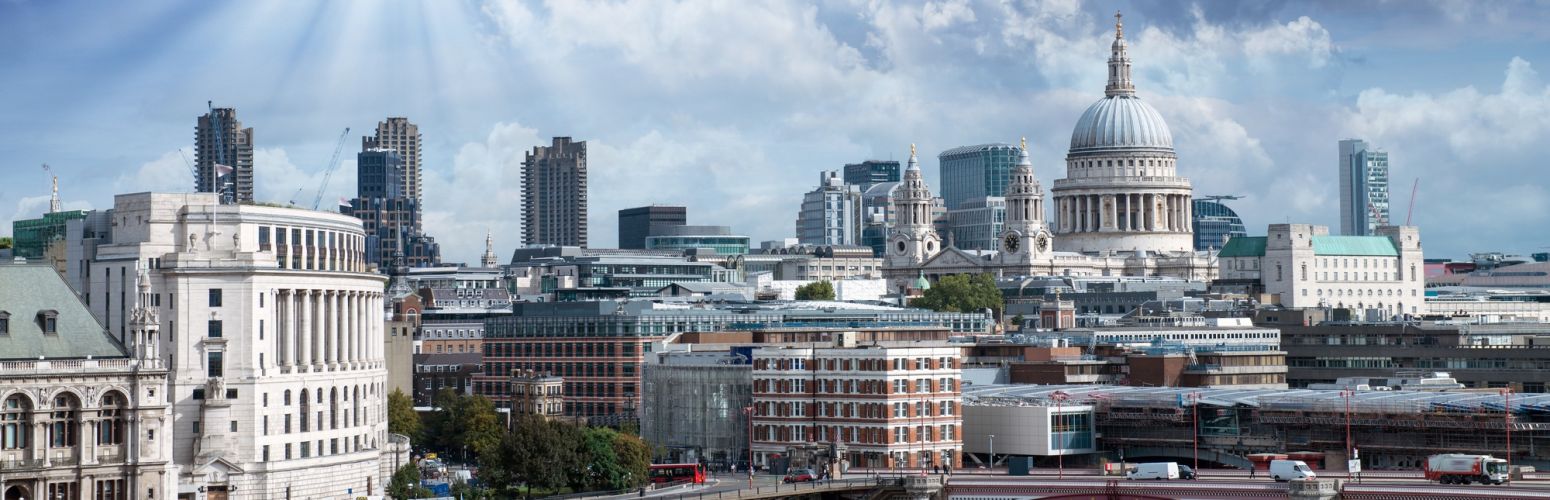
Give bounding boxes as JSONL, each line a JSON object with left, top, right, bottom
{"left": 1000, "top": 138, "right": 1053, "bottom": 264}
{"left": 885, "top": 144, "right": 942, "bottom": 269}
{"left": 129, "top": 267, "right": 162, "bottom": 364}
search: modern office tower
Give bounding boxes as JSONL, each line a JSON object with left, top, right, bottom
{"left": 361, "top": 117, "right": 423, "bottom": 206}
{"left": 947, "top": 197, "right": 1006, "bottom": 251}
{"left": 1052, "top": 14, "right": 1195, "bottom": 254}
{"left": 1192, "top": 198, "right": 1247, "bottom": 251}
{"left": 937, "top": 144, "right": 1018, "bottom": 212}
{"left": 0, "top": 263, "right": 176, "bottom": 500}
{"left": 350, "top": 148, "right": 440, "bottom": 269}
{"left": 1338, "top": 139, "right": 1391, "bottom": 236}
{"left": 84, "top": 192, "right": 404, "bottom": 499}
{"left": 860, "top": 182, "right": 900, "bottom": 257}
{"left": 843, "top": 160, "right": 901, "bottom": 191}
{"left": 795, "top": 171, "right": 863, "bottom": 246}
{"left": 618, "top": 205, "right": 687, "bottom": 249}
{"left": 195, "top": 104, "right": 256, "bottom": 204}
{"left": 522, "top": 137, "right": 589, "bottom": 247}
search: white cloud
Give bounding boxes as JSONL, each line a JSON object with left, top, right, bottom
{"left": 114, "top": 149, "right": 197, "bottom": 194}
{"left": 922, "top": 0, "right": 977, "bottom": 31}
{"left": 420, "top": 121, "right": 539, "bottom": 264}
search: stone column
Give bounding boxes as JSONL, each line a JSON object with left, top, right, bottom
{"left": 332, "top": 291, "right": 344, "bottom": 368}
{"left": 299, "top": 290, "right": 313, "bottom": 369}
{"left": 1184, "top": 196, "right": 1193, "bottom": 233}
{"left": 349, "top": 291, "right": 360, "bottom": 367}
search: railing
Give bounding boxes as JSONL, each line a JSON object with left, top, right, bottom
{"left": 0, "top": 458, "right": 45, "bottom": 470}
{"left": 0, "top": 358, "right": 138, "bottom": 375}
{"left": 98, "top": 451, "right": 125, "bottom": 464}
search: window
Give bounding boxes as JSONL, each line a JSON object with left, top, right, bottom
{"left": 208, "top": 320, "right": 223, "bottom": 338}
{"left": 37, "top": 310, "right": 58, "bottom": 334}
{"left": 209, "top": 289, "right": 223, "bottom": 307}
{"left": 2, "top": 395, "right": 31, "bottom": 450}
{"left": 49, "top": 395, "right": 80, "bottom": 448}
{"left": 192, "top": 420, "right": 201, "bottom": 433}
{"left": 0, "top": 311, "right": 8, "bottom": 335}
{"left": 208, "top": 352, "right": 223, "bottom": 378}
{"left": 99, "top": 393, "right": 125, "bottom": 445}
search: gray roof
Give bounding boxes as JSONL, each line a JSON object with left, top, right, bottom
{"left": 0, "top": 264, "right": 128, "bottom": 360}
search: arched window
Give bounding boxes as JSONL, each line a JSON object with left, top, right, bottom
{"left": 2, "top": 394, "right": 31, "bottom": 450}
{"left": 353, "top": 386, "right": 362, "bottom": 427}
{"left": 299, "top": 389, "right": 311, "bottom": 432}
{"left": 98, "top": 392, "right": 127, "bottom": 445}
{"left": 284, "top": 390, "right": 292, "bottom": 406}
{"left": 1276, "top": 264, "right": 1283, "bottom": 282}
{"left": 1300, "top": 264, "right": 1308, "bottom": 281}
{"left": 49, "top": 393, "right": 80, "bottom": 448}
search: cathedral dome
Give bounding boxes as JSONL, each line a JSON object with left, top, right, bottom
{"left": 1068, "top": 95, "right": 1173, "bottom": 153}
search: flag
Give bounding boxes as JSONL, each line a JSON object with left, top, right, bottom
{"left": 339, "top": 197, "right": 352, "bottom": 207}
{"left": 215, "top": 164, "right": 234, "bottom": 176}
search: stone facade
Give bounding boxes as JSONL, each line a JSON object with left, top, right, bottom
{"left": 82, "top": 192, "right": 400, "bottom": 500}
{"left": 1218, "top": 223, "right": 1425, "bottom": 318}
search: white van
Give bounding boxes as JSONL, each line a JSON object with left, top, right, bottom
{"left": 1269, "top": 460, "right": 1316, "bottom": 482}
{"left": 1126, "top": 462, "right": 1181, "bottom": 480}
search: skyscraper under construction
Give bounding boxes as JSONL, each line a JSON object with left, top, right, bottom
{"left": 194, "top": 104, "right": 255, "bottom": 204}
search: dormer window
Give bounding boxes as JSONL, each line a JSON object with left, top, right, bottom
{"left": 36, "top": 310, "right": 58, "bottom": 334}
{"left": 0, "top": 311, "right": 9, "bottom": 335}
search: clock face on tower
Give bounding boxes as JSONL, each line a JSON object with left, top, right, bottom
{"left": 1035, "top": 233, "right": 1050, "bottom": 252}
{"left": 1003, "top": 234, "right": 1020, "bottom": 252}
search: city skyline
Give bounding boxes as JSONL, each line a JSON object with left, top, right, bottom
{"left": 3, "top": 1, "right": 1549, "bottom": 262}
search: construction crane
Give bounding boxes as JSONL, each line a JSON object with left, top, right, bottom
{"left": 312, "top": 127, "right": 351, "bottom": 210}
{"left": 176, "top": 148, "right": 198, "bottom": 181}
{"left": 1197, "top": 195, "right": 1243, "bottom": 203}
{"left": 1404, "top": 178, "right": 1419, "bottom": 226}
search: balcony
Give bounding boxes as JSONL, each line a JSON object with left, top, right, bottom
{"left": 0, "top": 457, "right": 45, "bottom": 471}
{"left": 0, "top": 358, "right": 148, "bottom": 375}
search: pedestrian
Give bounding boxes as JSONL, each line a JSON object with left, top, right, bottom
{"left": 1249, "top": 466, "right": 1258, "bottom": 479}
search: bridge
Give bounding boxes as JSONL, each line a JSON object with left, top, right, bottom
{"left": 597, "top": 471, "right": 1550, "bottom": 500}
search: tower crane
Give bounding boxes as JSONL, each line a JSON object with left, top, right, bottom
{"left": 1404, "top": 178, "right": 1419, "bottom": 226}
{"left": 176, "top": 148, "right": 198, "bottom": 180}
{"left": 312, "top": 127, "right": 351, "bottom": 210}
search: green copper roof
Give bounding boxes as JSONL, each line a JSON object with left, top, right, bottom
{"left": 1312, "top": 235, "right": 1398, "bottom": 257}
{"left": 0, "top": 265, "right": 128, "bottom": 360}
{"left": 1217, "top": 236, "right": 1266, "bottom": 257}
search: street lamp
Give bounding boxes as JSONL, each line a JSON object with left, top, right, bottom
{"left": 1186, "top": 392, "right": 1201, "bottom": 475}
{"left": 743, "top": 406, "right": 755, "bottom": 488}
{"left": 1501, "top": 388, "right": 1513, "bottom": 482}
{"left": 1340, "top": 390, "right": 1355, "bottom": 483}
{"left": 987, "top": 434, "right": 994, "bottom": 470}
{"left": 1052, "top": 391, "right": 1070, "bottom": 479}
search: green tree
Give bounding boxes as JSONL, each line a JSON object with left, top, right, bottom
{"left": 611, "top": 430, "right": 651, "bottom": 489}
{"left": 794, "top": 280, "right": 836, "bottom": 301}
{"left": 1011, "top": 314, "right": 1026, "bottom": 331}
{"left": 482, "top": 414, "right": 574, "bottom": 496}
{"left": 425, "top": 389, "right": 505, "bottom": 461}
{"left": 388, "top": 463, "right": 433, "bottom": 499}
{"left": 387, "top": 389, "right": 421, "bottom": 440}
{"left": 911, "top": 273, "right": 1003, "bottom": 317}
{"left": 0, "top": 237, "right": 12, "bottom": 250}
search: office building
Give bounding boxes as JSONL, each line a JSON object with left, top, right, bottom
{"left": 751, "top": 344, "right": 963, "bottom": 470}
{"left": 361, "top": 117, "right": 424, "bottom": 206}
{"left": 618, "top": 205, "right": 687, "bottom": 250}
{"left": 640, "top": 351, "right": 752, "bottom": 466}
{"left": 84, "top": 192, "right": 404, "bottom": 499}
{"left": 523, "top": 137, "right": 589, "bottom": 247}
{"left": 1339, "top": 139, "right": 1391, "bottom": 236}
{"left": 645, "top": 225, "right": 751, "bottom": 255}
{"left": 413, "top": 353, "right": 484, "bottom": 405}
{"left": 795, "top": 170, "right": 863, "bottom": 246}
{"left": 0, "top": 264, "right": 175, "bottom": 500}
{"left": 1192, "top": 198, "right": 1247, "bottom": 251}
{"left": 195, "top": 105, "right": 256, "bottom": 204}
{"left": 476, "top": 301, "right": 992, "bottom": 418}
{"left": 860, "top": 182, "right": 900, "bottom": 257}
{"left": 1217, "top": 223, "right": 1425, "bottom": 317}
{"left": 10, "top": 209, "right": 88, "bottom": 262}
{"left": 937, "top": 144, "right": 1018, "bottom": 212}
{"left": 843, "top": 160, "right": 901, "bottom": 191}
{"left": 945, "top": 196, "right": 1006, "bottom": 251}
{"left": 350, "top": 147, "right": 441, "bottom": 270}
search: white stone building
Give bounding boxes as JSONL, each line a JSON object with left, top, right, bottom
{"left": 1, "top": 264, "right": 175, "bottom": 500}
{"left": 83, "top": 192, "right": 407, "bottom": 500}
{"left": 1217, "top": 223, "right": 1425, "bottom": 317}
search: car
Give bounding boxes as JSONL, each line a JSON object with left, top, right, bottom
{"left": 1178, "top": 465, "right": 1196, "bottom": 480}
{"left": 783, "top": 469, "right": 817, "bottom": 483}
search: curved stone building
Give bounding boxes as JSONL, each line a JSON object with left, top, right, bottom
{"left": 1052, "top": 13, "right": 1195, "bottom": 254}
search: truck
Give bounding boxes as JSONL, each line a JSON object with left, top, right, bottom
{"left": 1424, "top": 454, "right": 1508, "bottom": 485}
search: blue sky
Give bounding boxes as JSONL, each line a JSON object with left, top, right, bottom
{"left": 3, "top": 0, "right": 1549, "bottom": 263}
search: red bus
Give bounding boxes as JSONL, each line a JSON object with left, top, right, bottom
{"left": 649, "top": 463, "right": 706, "bottom": 484}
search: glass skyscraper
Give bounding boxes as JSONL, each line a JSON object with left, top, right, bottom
{"left": 1338, "top": 139, "right": 1391, "bottom": 236}
{"left": 937, "top": 143, "right": 1019, "bottom": 211}
{"left": 1191, "top": 198, "right": 1247, "bottom": 251}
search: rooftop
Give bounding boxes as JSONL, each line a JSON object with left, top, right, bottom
{"left": 0, "top": 264, "right": 128, "bottom": 360}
